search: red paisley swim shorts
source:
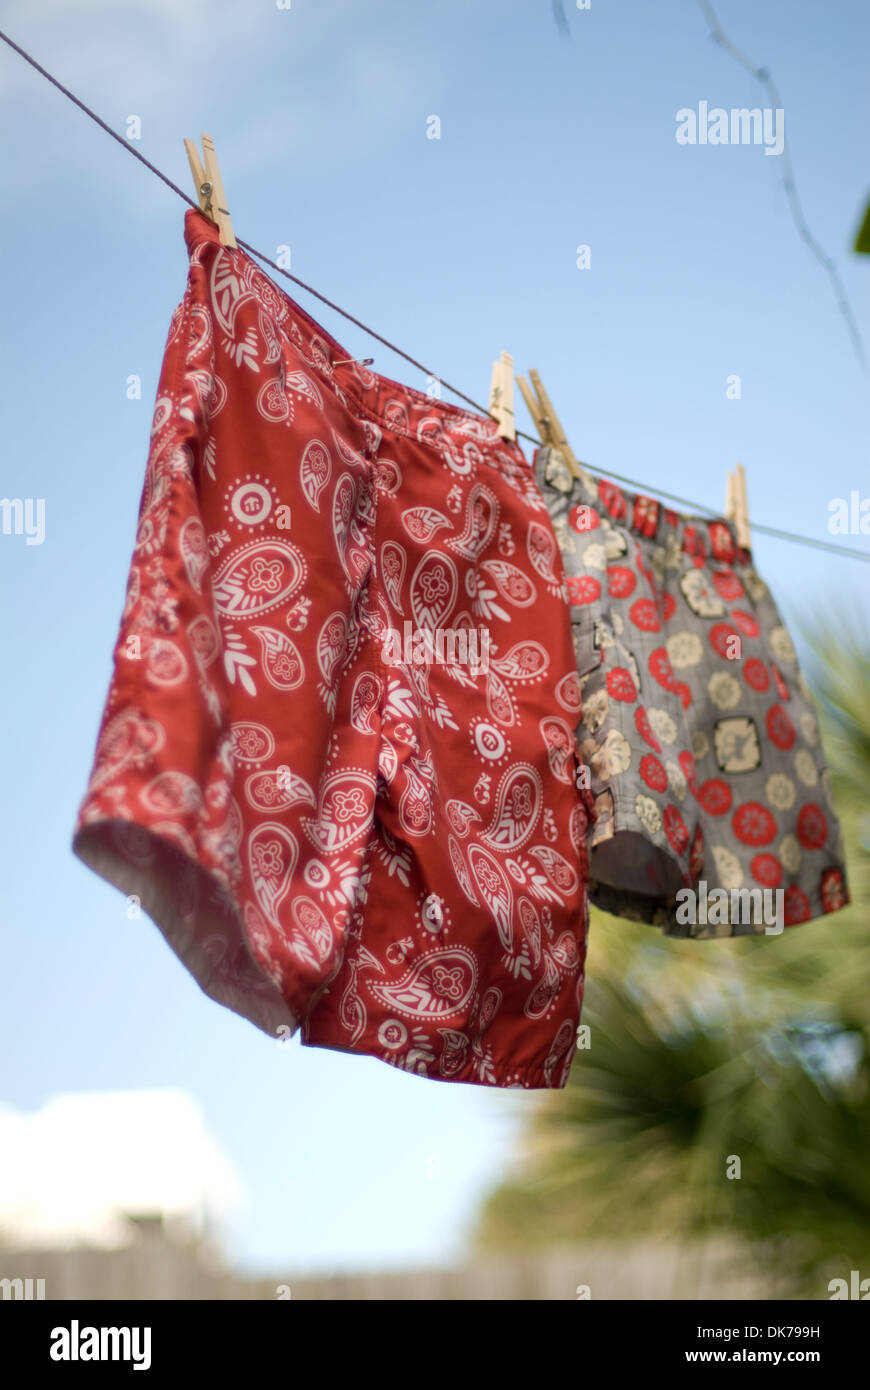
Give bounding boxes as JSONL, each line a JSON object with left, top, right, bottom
{"left": 73, "top": 210, "right": 591, "bottom": 1088}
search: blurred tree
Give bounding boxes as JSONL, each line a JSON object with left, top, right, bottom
{"left": 476, "top": 619, "right": 870, "bottom": 1297}
{"left": 854, "top": 198, "right": 870, "bottom": 255}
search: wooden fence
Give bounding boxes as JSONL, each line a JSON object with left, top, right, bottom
{"left": 0, "top": 1237, "right": 779, "bottom": 1300}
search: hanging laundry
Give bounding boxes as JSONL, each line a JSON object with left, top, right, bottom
{"left": 535, "top": 446, "right": 849, "bottom": 937}
{"left": 72, "top": 210, "right": 591, "bottom": 1089}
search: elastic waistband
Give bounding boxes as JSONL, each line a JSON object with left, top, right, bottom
{"left": 185, "top": 210, "right": 528, "bottom": 471}
{"left": 535, "top": 445, "right": 747, "bottom": 564}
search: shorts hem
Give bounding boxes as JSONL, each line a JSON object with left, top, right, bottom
{"left": 590, "top": 800, "right": 693, "bottom": 869}
{"left": 72, "top": 819, "right": 298, "bottom": 1040}
{"left": 591, "top": 876, "right": 850, "bottom": 937}
{"left": 300, "top": 1027, "right": 573, "bottom": 1089}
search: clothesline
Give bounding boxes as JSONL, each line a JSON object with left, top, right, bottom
{"left": 2, "top": 27, "right": 868, "bottom": 565}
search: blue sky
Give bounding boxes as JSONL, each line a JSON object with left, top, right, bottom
{"left": 1, "top": 0, "right": 868, "bottom": 1275}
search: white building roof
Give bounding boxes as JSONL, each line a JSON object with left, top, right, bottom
{"left": 0, "top": 1090, "right": 246, "bottom": 1250}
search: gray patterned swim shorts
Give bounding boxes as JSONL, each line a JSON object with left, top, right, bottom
{"left": 535, "top": 446, "right": 849, "bottom": 938}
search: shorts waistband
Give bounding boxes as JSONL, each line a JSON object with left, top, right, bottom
{"left": 185, "top": 209, "right": 528, "bottom": 471}
{"left": 535, "top": 445, "right": 747, "bottom": 563}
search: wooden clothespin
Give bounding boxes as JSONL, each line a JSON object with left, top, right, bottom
{"left": 516, "top": 368, "right": 588, "bottom": 483}
{"left": 725, "top": 462, "right": 751, "bottom": 550}
{"left": 184, "top": 133, "right": 237, "bottom": 248}
{"left": 489, "top": 350, "right": 516, "bottom": 440}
